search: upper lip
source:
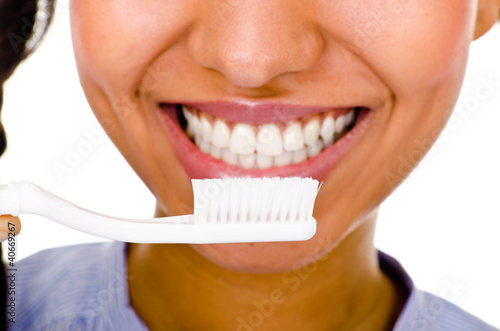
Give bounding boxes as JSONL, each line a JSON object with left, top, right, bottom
{"left": 160, "top": 101, "right": 364, "bottom": 124}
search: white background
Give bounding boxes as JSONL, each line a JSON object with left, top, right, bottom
{"left": 1, "top": 4, "right": 499, "bottom": 328}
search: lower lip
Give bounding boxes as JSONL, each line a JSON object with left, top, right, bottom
{"left": 158, "top": 105, "right": 372, "bottom": 181}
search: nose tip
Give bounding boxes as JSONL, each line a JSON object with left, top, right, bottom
{"left": 206, "top": 47, "right": 322, "bottom": 89}
{"left": 187, "top": 6, "right": 323, "bottom": 89}
{"left": 212, "top": 50, "right": 292, "bottom": 89}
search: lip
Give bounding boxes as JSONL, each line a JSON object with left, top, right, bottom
{"left": 179, "top": 101, "right": 357, "bottom": 124}
{"left": 157, "top": 102, "right": 373, "bottom": 181}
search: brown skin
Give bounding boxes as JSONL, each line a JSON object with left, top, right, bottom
{"left": 3, "top": 0, "right": 496, "bottom": 330}
{"left": 128, "top": 212, "right": 407, "bottom": 330}
{"left": 70, "top": 0, "right": 498, "bottom": 329}
{"left": 68, "top": 0, "right": 499, "bottom": 275}
{"left": 0, "top": 215, "right": 21, "bottom": 241}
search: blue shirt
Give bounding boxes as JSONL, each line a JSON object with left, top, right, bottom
{"left": 8, "top": 242, "right": 499, "bottom": 331}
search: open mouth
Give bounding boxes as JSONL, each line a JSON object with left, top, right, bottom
{"left": 158, "top": 102, "right": 371, "bottom": 180}
{"left": 177, "top": 105, "right": 358, "bottom": 169}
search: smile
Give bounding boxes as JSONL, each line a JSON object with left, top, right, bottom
{"left": 180, "top": 105, "right": 357, "bottom": 169}
{"left": 158, "top": 102, "right": 372, "bottom": 180}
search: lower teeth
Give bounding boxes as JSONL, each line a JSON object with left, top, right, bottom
{"left": 178, "top": 106, "right": 357, "bottom": 169}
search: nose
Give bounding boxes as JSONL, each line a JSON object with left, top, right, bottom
{"left": 187, "top": 1, "right": 324, "bottom": 89}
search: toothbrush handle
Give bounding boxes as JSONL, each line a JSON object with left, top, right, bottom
{"left": 0, "top": 181, "right": 194, "bottom": 242}
{"left": 0, "top": 181, "right": 316, "bottom": 244}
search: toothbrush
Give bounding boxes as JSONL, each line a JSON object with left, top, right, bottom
{"left": 0, "top": 177, "right": 319, "bottom": 244}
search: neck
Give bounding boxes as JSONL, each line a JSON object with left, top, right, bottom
{"left": 127, "top": 216, "right": 406, "bottom": 331}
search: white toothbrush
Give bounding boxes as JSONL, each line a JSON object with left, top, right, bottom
{"left": 0, "top": 177, "right": 319, "bottom": 244}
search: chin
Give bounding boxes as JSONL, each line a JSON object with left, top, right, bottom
{"left": 191, "top": 242, "right": 316, "bottom": 274}
{"left": 189, "top": 225, "right": 341, "bottom": 274}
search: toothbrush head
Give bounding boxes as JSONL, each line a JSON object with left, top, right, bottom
{"left": 191, "top": 177, "right": 319, "bottom": 242}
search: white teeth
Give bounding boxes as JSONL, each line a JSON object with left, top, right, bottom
{"left": 283, "top": 122, "right": 304, "bottom": 151}
{"left": 210, "top": 145, "right": 222, "bottom": 159}
{"left": 182, "top": 106, "right": 191, "bottom": 119}
{"left": 293, "top": 147, "right": 307, "bottom": 164}
{"left": 181, "top": 107, "right": 357, "bottom": 169}
{"left": 194, "top": 134, "right": 202, "bottom": 147}
{"left": 303, "top": 117, "right": 320, "bottom": 146}
{"left": 199, "top": 140, "right": 211, "bottom": 153}
{"left": 239, "top": 154, "right": 256, "bottom": 169}
{"left": 211, "top": 119, "right": 230, "bottom": 148}
{"left": 182, "top": 106, "right": 193, "bottom": 125}
{"left": 230, "top": 123, "right": 256, "bottom": 155}
{"left": 222, "top": 148, "right": 238, "bottom": 165}
{"left": 187, "top": 111, "right": 201, "bottom": 138}
{"left": 256, "top": 155, "right": 273, "bottom": 169}
{"left": 320, "top": 115, "right": 335, "bottom": 147}
{"left": 182, "top": 106, "right": 195, "bottom": 136}
{"left": 334, "top": 114, "right": 345, "bottom": 134}
{"left": 256, "top": 124, "right": 283, "bottom": 156}
{"left": 201, "top": 116, "right": 212, "bottom": 142}
{"left": 274, "top": 151, "right": 293, "bottom": 167}
{"left": 344, "top": 110, "right": 354, "bottom": 126}
{"left": 307, "top": 139, "right": 323, "bottom": 158}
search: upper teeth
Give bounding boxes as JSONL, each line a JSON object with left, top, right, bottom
{"left": 182, "top": 106, "right": 356, "bottom": 169}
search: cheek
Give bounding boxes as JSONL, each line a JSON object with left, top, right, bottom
{"left": 70, "top": 0, "right": 191, "bottom": 97}
{"left": 316, "top": 1, "right": 474, "bottom": 99}
{"left": 341, "top": 1, "right": 475, "bottom": 164}
{"left": 350, "top": 1, "right": 474, "bottom": 95}
{"left": 70, "top": 0, "right": 198, "bottom": 212}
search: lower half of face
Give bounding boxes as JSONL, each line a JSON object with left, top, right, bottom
{"left": 70, "top": 0, "right": 476, "bottom": 273}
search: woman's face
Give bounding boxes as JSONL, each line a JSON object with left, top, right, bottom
{"left": 70, "top": 0, "right": 480, "bottom": 273}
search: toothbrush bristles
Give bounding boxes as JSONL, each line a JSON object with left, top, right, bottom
{"left": 192, "top": 177, "right": 320, "bottom": 224}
